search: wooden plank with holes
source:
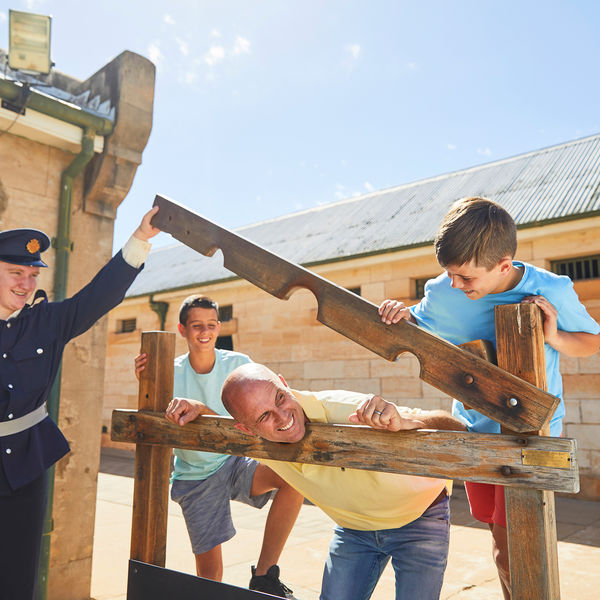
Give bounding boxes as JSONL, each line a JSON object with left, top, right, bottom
{"left": 149, "top": 194, "right": 559, "bottom": 433}
{"left": 130, "top": 331, "right": 176, "bottom": 567}
{"left": 496, "top": 304, "right": 561, "bottom": 600}
{"left": 111, "top": 409, "right": 579, "bottom": 494}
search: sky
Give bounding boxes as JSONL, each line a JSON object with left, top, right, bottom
{"left": 1, "top": 0, "right": 600, "bottom": 252}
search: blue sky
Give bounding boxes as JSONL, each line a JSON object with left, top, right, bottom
{"left": 2, "top": 1, "right": 600, "bottom": 251}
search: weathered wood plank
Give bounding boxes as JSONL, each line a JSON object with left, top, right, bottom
{"left": 496, "top": 304, "right": 561, "bottom": 600}
{"left": 150, "top": 195, "right": 559, "bottom": 433}
{"left": 111, "top": 410, "right": 579, "bottom": 493}
{"left": 130, "top": 332, "right": 176, "bottom": 567}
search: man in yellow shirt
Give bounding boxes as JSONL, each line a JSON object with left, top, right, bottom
{"left": 221, "top": 363, "right": 466, "bottom": 600}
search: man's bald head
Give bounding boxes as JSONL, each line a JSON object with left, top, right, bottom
{"left": 222, "top": 363, "right": 307, "bottom": 443}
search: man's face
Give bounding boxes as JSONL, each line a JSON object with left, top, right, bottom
{"left": 235, "top": 377, "right": 307, "bottom": 443}
{"left": 444, "top": 258, "right": 512, "bottom": 300}
{"left": 0, "top": 261, "right": 40, "bottom": 318}
{"left": 177, "top": 307, "right": 221, "bottom": 354}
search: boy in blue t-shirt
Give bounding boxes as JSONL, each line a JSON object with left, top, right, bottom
{"left": 379, "top": 196, "right": 600, "bottom": 599}
{"left": 135, "top": 295, "right": 302, "bottom": 598}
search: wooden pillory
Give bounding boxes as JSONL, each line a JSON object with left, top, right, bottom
{"left": 112, "top": 196, "right": 577, "bottom": 599}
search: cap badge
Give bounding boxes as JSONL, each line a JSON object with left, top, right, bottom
{"left": 26, "top": 238, "right": 41, "bottom": 254}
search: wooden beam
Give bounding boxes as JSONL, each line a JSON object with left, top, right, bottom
{"left": 496, "top": 304, "right": 561, "bottom": 600}
{"left": 130, "top": 331, "right": 176, "bottom": 567}
{"left": 150, "top": 195, "right": 559, "bottom": 433}
{"left": 111, "top": 410, "right": 579, "bottom": 494}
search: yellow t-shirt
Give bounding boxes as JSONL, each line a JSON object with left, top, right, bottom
{"left": 260, "top": 389, "right": 450, "bottom": 531}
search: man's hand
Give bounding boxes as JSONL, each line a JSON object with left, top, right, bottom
{"left": 165, "top": 397, "right": 218, "bottom": 426}
{"left": 378, "top": 299, "right": 415, "bottom": 325}
{"left": 348, "top": 395, "right": 425, "bottom": 431}
{"left": 133, "top": 206, "right": 161, "bottom": 242}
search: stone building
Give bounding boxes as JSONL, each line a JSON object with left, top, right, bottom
{"left": 0, "top": 50, "right": 155, "bottom": 598}
{"left": 105, "top": 133, "right": 600, "bottom": 500}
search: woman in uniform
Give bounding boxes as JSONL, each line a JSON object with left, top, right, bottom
{"left": 0, "top": 206, "right": 160, "bottom": 599}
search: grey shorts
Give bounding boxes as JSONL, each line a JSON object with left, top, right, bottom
{"left": 170, "top": 455, "right": 274, "bottom": 555}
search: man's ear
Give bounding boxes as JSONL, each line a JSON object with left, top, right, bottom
{"left": 277, "top": 374, "right": 289, "bottom": 388}
{"left": 234, "top": 422, "right": 255, "bottom": 436}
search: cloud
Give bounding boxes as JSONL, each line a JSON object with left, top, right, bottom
{"left": 364, "top": 181, "right": 374, "bottom": 192}
{"left": 233, "top": 36, "right": 251, "bottom": 56}
{"left": 163, "top": 14, "right": 175, "bottom": 25}
{"left": 0, "top": 12, "right": 6, "bottom": 22}
{"left": 211, "top": 29, "right": 221, "bottom": 38}
{"left": 407, "top": 62, "right": 418, "bottom": 71}
{"left": 345, "top": 44, "right": 361, "bottom": 59}
{"left": 447, "top": 143, "right": 457, "bottom": 151}
{"left": 175, "top": 37, "right": 189, "bottom": 56}
{"left": 477, "top": 147, "right": 492, "bottom": 157}
{"left": 147, "top": 43, "right": 163, "bottom": 66}
{"left": 25, "top": 0, "right": 46, "bottom": 10}
{"left": 204, "top": 45, "right": 225, "bottom": 66}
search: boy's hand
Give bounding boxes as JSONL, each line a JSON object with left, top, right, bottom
{"left": 349, "top": 395, "right": 425, "bottom": 431}
{"left": 134, "top": 352, "right": 147, "bottom": 381}
{"left": 133, "top": 206, "right": 161, "bottom": 242}
{"left": 521, "top": 295, "right": 558, "bottom": 346}
{"left": 379, "top": 299, "right": 412, "bottom": 325}
{"left": 165, "top": 398, "right": 218, "bottom": 426}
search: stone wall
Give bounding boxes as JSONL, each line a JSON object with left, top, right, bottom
{"left": 104, "top": 216, "right": 600, "bottom": 499}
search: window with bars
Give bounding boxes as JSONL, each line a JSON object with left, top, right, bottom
{"left": 550, "top": 255, "right": 600, "bottom": 281}
{"left": 219, "top": 304, "right": 233, "bottom": 322}
{"left": 118, "top": 318, "right": 137, "bottom": 333}
{"left": 414, "top": 277, "right": 438, "bottom": 299}
{"left": 347, "top": 286, "right": 361, "bottom": 296}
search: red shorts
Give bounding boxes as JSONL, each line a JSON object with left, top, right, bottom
{"left": 464, "top": 481, "right": 506, "bottom": 528}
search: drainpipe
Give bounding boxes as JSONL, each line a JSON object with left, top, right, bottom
{"left": 37, "top": 128, "right": 97, "bottom": 599}
{"left": 149, "top": 294, "right": 169, "bottom": 330}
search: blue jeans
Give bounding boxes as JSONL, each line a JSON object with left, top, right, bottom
{"left": 320, "top": 496, "right": 450, "bottom": 600}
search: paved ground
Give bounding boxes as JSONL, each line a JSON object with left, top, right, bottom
{"left": 92, "top": 447, "right": 600, "bottom": 600}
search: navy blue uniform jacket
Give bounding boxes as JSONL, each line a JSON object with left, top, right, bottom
{"left": 0, "top": 250, "right": 142, "bottom": 493}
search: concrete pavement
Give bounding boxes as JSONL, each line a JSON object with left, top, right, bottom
{"left": 91, "top": 448, "right": 600, "bottom": 600}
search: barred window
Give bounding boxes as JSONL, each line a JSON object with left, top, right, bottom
{"left": 414, "top": 277, "right": 438, "bottom": 299}
{"left": 219, "top": 304, "right": 233, "bottom": 322}
{"left": 347, "top": 286, "right": 361, "bottom": 296}
{"left": 551, "top": 255, "right": 600, "bottom": 281}
{"left": 216, "top": 335, "right": 233, "bottom": 350}
{"left": 118, "top": 318, "right": 137, "bottom": 333}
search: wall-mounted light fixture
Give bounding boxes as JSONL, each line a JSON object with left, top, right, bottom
{"left": 8, "top": 9, "right": 52, "bottom": 75}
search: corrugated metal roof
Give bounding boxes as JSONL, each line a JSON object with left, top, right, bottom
{"left": 127, "top": 133, "right": 600, "bottom": 297}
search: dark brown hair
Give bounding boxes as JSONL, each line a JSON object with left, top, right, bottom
{"left": 434, "top": 196, "right": 517, "bottom": 269}
{"left": 179, "top": 295, "right": 219, "bottom": 326}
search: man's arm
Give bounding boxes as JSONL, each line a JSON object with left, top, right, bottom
{"left": 348, "top": 395, "right": 466, "bottom": 432}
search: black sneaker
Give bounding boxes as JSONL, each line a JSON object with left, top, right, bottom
{"left": 249, "top": 564, "right": 296, "bottom": 598}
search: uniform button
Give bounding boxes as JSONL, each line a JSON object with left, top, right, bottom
{"left": 37, "top": 348, "right": 43, "bottom": 354}
{"left": 6, "top": 323, "right": 10, "bottom": 328}
{"left": 7, "top": 414, "right": 13, "bottom": 419}
{"left": 5, "top": 448, "right": 11, "bottom": 454}
{"left": 7, "top": 384, "right": 13, "bottom": 390}
{"left": 1, "top": 354, "right": 6, "bottom": 359}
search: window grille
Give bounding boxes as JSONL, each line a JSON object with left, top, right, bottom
{"left": 550, "top": 255, "right": 599, "bottom": 281}
{"left": 219, "top": 305, "right": 233, "bottom": 322}
{"left": 216, "top": 335, "right": 233, "bottom": 351}
{"left": 347, "top": 287, "right": 361, "bottom": 296}
{"left": 119, "top": 318, "right": 137, "bottom": 333}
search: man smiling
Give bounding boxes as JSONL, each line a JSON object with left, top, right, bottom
{"left": 221, "top": 363, "right": 466, "bottom": 600}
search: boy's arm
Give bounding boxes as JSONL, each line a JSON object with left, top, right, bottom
{"left": 522, "top": 295, "right": 600, "bottom": 357}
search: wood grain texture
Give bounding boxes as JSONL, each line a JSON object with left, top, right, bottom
{"left": 150, "top": 195, "right": 559, "bottom": 433}
{"left": 129, "top": 332, "right": 176, "bottom": 567}
{"left": 496, "top": 304, "right": 561, "bottom": 600}
{"left": 111, "top": 410, "right": 579, "bottom": 493}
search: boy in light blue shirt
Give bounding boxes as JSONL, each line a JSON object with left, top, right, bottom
{"left": 379, "top": 196, "right": 600, "bottom": 599}
{"left": 136, "top": 295, "right": 302, "bottom": 598}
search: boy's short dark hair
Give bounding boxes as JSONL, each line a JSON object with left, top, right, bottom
{"left": 434, "top": 196, "right": 517, "bottom": 270}
{"left": 179, "top": 295, "right": 219, "bottom": 326}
